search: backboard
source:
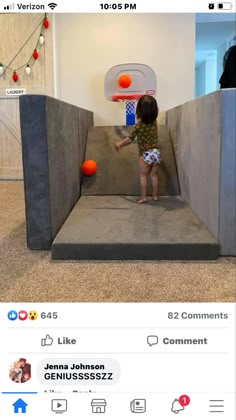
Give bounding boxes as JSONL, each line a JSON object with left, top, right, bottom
{"left": 104, "top": 63, "right": 156, "bottom": 125}
{"left": 104, "top": 63, "right": 156, "bottom": 101}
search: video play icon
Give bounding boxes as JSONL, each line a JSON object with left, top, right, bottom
{"left": 51, "top": 399, "right": 67, "bottom": 413}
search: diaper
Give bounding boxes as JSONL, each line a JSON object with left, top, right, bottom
{"left": 143, "top": 149, "right": 161, "bottom": 165}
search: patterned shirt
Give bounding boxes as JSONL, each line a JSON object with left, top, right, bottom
{"left": 128, "top": 120, "right": 159, "bottom": 156}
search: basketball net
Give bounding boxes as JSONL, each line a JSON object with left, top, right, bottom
{"left": 125, "top": 100, "right": 136, "bottom": 126}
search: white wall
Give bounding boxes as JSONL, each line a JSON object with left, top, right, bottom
{"left": 54, "top": 14, "right": 195, "bottom": 125}
{"left": 205, "top": 57, "right": 217, "bottom": 94}
{"left": 195, "top": 61, "right": 206, "bottom": 97}
{"left": 217, "top": 41, "right": 227, "bottom": 88}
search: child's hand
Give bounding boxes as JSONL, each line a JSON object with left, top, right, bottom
{"left": 115, "top": 143, "right": 120, "bottom": 152}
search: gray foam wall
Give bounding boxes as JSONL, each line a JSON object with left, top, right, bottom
{"left": 167, "top": 89, "right": 236, "bottom": 255}
{"left": 219, "top": 89, "right": 236, "bottom": 255}
{"left": 20, "top": 95, "right": 93, "bottom": 249}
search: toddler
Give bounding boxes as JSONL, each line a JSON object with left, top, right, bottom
{"left": 115, "top": 95, "right": 161, "bottom": 203}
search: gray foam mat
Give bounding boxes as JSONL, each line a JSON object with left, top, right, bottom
{"left": 52, "top": 196, "right": 219, "bottom": 260}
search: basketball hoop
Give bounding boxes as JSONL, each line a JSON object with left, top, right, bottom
{"left": 104, "top": 63, "right": 157, "bottom": 126}
{"left": 112, "top": 94, "right": 143, "bottom": 126}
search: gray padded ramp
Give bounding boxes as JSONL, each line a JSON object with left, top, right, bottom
{"left": 52, "top": 196, "right": 219, "bottom": 260}
{"left": 82, "top": 126, "right": 180, "bottom": 196}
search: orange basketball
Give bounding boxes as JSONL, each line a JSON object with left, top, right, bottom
{"left": 81, "top": 160, "right": 97, "bottom": 176}
{"left": 118, "top": 74, "right": 132, "bottom": 89}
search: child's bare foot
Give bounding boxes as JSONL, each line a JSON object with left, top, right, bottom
{"left": 137, "top": 197, "right": 148, "bottom": 204}
{"left": 115, "top": 143, "right": 120, "bottom": 152}
{"left": 152, "top": 195, "right": 160, "bottom": 201}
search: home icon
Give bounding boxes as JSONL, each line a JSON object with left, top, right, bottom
{"left": 12, "top": 398, "right": 28, "bottom": 413}
{"left": 91, "top": 399, "right": 107, "bottom": 413}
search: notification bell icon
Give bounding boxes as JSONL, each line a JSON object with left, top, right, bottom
{"left": 171, "top": 399, "right": 185, "bottom": 414}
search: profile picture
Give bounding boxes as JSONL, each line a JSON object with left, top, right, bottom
{"left": 9, "top": 358, "right": 31, "bottom": 383}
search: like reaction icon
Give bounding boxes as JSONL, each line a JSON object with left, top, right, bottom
{"left": 41, "top": 335, "right": 53, "bottom": 346}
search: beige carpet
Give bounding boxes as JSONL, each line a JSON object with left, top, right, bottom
{"left": 0, "top": 181, "right": 235, "bottom": 302}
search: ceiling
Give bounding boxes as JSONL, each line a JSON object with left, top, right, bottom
{"left": 196, "top": 21, "right": 236, "bottom": 50}
{"left": 196, "top": 12, "right": 236, "bottom": 23}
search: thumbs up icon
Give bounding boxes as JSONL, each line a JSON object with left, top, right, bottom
{"left": 41, "top": 335, "right": 53, "bottom": 346}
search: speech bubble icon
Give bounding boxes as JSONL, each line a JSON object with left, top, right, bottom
{"left": 147, "top": 335, "right": 158, "bottom": 346}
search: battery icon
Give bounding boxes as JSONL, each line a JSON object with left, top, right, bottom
{"left": 217, "top": 2, "right": 233, "bottom": 9}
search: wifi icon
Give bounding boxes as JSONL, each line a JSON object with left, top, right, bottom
{"left": 48, "top": 2, "right": 57, "bottom": 9}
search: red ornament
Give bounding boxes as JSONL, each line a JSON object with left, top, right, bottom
{"left": 33, "top": 49, "right": 39, "bottom": 60}
{"left": 12, "top": 71, "right": 18, "bottom": 82}
{"left": 81, "top": 160, "right": 97, "bottom": 176}
{"left": 43, "top": 18, "right": 49, "bottom": 29}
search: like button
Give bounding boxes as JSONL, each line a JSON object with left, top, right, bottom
{"left": 41, "top": 335, "right": 53, "bottom": 346}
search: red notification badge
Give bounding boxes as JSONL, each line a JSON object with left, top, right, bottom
{"left": 179, "top": 395, "right": 190, "bottom": 407}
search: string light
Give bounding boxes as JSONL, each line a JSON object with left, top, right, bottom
{"left": 39, "top": 34, "right": 45, "bottom": 45}
{"left": 25, "top": 64, "right": 31, "bottom": 76}
{"left": 0, "top": 63, "right": 4, "bottom": 76}
{"left": 12, "top": 71, "right": 18, "bottom": 83}
{"left": 33, "top": 49, "right": 39, "bottom": 60}
{"left": 43, "top": 16, "right": 49, "bottom": 29}
{"left": 0, "top": 14, "right": 49, "bottom": 82}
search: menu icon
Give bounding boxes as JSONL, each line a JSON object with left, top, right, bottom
{"left": 209, "top": 399, "right": 224, "bottom": 413}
